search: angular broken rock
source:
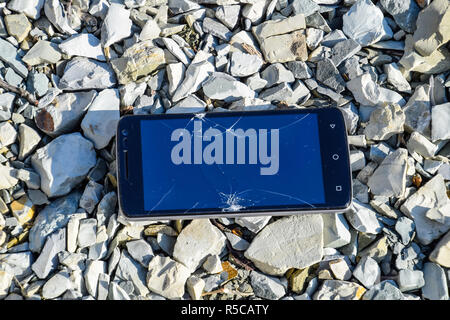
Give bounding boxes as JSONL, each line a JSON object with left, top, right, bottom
{"left": 367, "top": 148, "right": 408, "bottom": 198}
{"left": 364, "top": 104, "right": 405, "bottom": 141}
{"left": 412, "top": 0, "right": 450, "bottom": 57}
{"left": 101, "top": 3, "right": 132, "bottom": 47}
{"left": 380, "top": 0, "right": 420, "bottom": 33}
{"left": 0, "top": 38, "right": 28, "bottom": 78}
{"left": 110, "top": 41, "right": 165, "bottom": 85}
{"left": 31, "top": 228, "right": 66, "bottom": 279}
{"left": 114, "top": 250, "right": 149, "bottom": 296}
{"left": 431, "top": 102, "right": 450, "bottom": 142}
{"left": 400, "top": 174, "right": 450, "bottom": 245}
{"left": 59, "top": 57, "right": 117, "bottom": 90}
{"left": 31, "top": 133, "right": 97, "bottom": 197}
{"left": 22, "top": 40, "right": 62, "bottom": 66}
{"left": 173, "top": 219, "right": 226, "bottom": 272}
{"left": 315, "top": 58, "right": 345, "bottom": 92}
{"left": 429, "top": 231, "right": 450, "bottom": 268}
{"left": 321, "top": 213, "right": 351, "bottom": 249}
{"left": 125, "top": 239, "right": 154, "bottom": 268}
{"left": 35, "top": 91, "right": 97, "bottom": 137}
{"left": 342, "top": 0, "right": 386, "bottom": 46}
{"left": 146, "top": 255, "right": 191, "bottom": 300}
{"left": 250, "top": 271, "right": 286, "bottom": 300}
{"left": 84, "top": 260, "right": 106, "bottom": 298}
{"left": 59, "top": 33, "right": 106, "bottom": 61}
{"left": 166, "top": 94, "right": 206, "bottom": 114}
{"left": 384, "top": 63, "right": 411, "bottom": 93}
{"left": 244, "top": 214, "right": 323, "bottom": 276}
{"left": 81, "top": 89, "right": 120, "bottom": 150}
{"left": 345, "top": 199, "right": 383, "bottom": 234}
{"left": 230, "top": 51, "right": 264, "bottom": 77}
{"left": 352, "top": 256, "right": 380, "bottom": 289}
{"left": 202, "top": 72, "right": 256, "bottom": 102}
{"left": 7, "top": 0, "right": 45, "bottom": 20}
{"left": 44, "top": 0, "right": 76, "bottom": 35}
{"left": 28, "top": 192, "right": 81, "bottom": 253}
{"left": 18, "top": 124, "right": 41, "bottom": 160}
{"left": 346, "top": 73, "right": 380, "bottom": 106}
{"left": 41, "top": 270, "right": 71, "bottom": 299}
{"left": 421, "top": 262, "right": 449, "bottom": 300}
{"left": 314, "top": 280, "right": 366, "bottom": 300}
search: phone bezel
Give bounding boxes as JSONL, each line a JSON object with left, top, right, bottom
{"left": 116, "top": 108, "right": 352, "bottom": 220}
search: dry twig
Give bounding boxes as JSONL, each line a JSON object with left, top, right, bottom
{"left": 0, "top": 79, "right": 38, "bottom": 106}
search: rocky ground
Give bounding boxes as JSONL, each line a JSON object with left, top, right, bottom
{"left": 0, "top": 0, "right": 449, "bottom": 301}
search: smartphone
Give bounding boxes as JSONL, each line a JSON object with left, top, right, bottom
{"left": 116, "top": 108, "right": 352, "bottom": 221}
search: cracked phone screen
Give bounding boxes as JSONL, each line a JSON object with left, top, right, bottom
{"left": 140, "top": 112, "right": 325, "bottom": 214}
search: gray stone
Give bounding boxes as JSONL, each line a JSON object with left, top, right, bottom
{"left": 429, "top": 231, "right": 450, "bottom": 268}
{"left": 403, "top": 84, "right": 431, "bottom": 137}
{"left": 306, "top": 28, "right": 324, "bottom": 50}
{"left": 258, "top": 82, "right": 293, "bottom": 102}
{"left": 29, "top": 192, "right": 81, "bottom": 253}
{"left": 139, "top": 18, "right": 161, "bottom": 41}
{"left": 202, "top": 17, "right": 232, "bottom": 41}
{"left": 313, "top": 280, "right": 366, "bottom": 300}
{"left": 292, "top": 0, "right": 319, "bottom": 17}
{"left": 250, "top": 271, "right": 286, "bottom": 300}
{"left": 146, "top": 255, "right": 191, "bottom": 299}
{"left": 31, "top": 133, "right": 96, "bottom": 197}
{"left": 84, "top": 260, "right": 106, "bottom": 298}
{"left": 7, "top": 0, "right": 45, "bottom": 20}
{"left": 235, "top": 216, "right": 271, "bottom": 233}
{"left": 0, "top": 270, "right": 13, "bottom": 299}
{"left": 35, "top": 91, "right": 97, "bottom": 137}
{"left": 245, "top": 215, "right": 323, "bottom": 276}
{"left": 166, "top": 94, "right": 206, "bottom": 114}
{"left": 245, "top": 73, "right": 268, "bottom": 92}
{"left": 120, "top": 82, "right": 147, "bottom": 107}
{"left": 202, "top": 255, "right": 223, "bottom": 274}
{"left": 321, "top": 213, "right": 351, "bottom": 249}
{"left": 114, "top": 250, "right": 149, "bottom": 296}
{"left": 322, "top": 29, "right": 347, "bottom": 47}
{"left": 260, "top": 63, "right": 295, "bottom": 88}
{"left": 4, "top": 68, "right": 23, "bottom": 87}
{"left": 166, "top": 63, "right": 186, "bottom": 97}
{"left": 77, "top": 218, "right": 97, "bottom": 249}
{"left": 230, "top": 51, "right": 264, "bottom": 77}
{"left": 384, "top": 63, "right": 411, "bottom": 93}
{"left": 172, "top": 51, "right": 215, "bottom": 102}
{"left": 44, "top": 0, "right": 76, "bottom": 34}
{"left": 352, "top": 256, "right": 380, "bottom": 289}
{"left": 42, "top": 270, "right": 71, "bottom": 299}
{"left": 21, "top": 40, "right": 61, "bottom": 66}
{"left": 31, "top": 228, "right": 65, "bottom": 279}
{"left": 286, "top": 61, "right": 312, "bottom": 80}
{"left": 422, "top": 262, "right": 449, "bottom": 300}
{"left": 362, "top": 280, "right": 404, "bottom": 300}
{"left": 215, "top": 5, "right": 240, "bottom": 29}
{"left": 0, "top": 38, "right": 28, "bottom": 77}
{"left": 202, "top": 72, "right": 255, "bottom": 103}
{"left": 406, "top": 131, "right": 438, "bottom": 158}
{"left": 173, "top": 219, "right": 226, "bottom": 272}
{"left": 395, "top": 216, "right": 415, "bottom": 245}
{"left": 0, "top": 122, "right": 17, "bottom": 148}
{"left": 345, "top": 199, "right": 383, "bottom": 234}
{"left": 162, "top": 37, "right": 190, "bottom": 66}
{"left": 225, "top": 232, "right": 250, "bottom": 251}
{"left": 367, "top": 148, "right": 408, "bottom": 197}
{"left": 315, "top": 58, "right": 345, "bottom": 92}
{"left": 412, "top": 0, "right": 450, "bottom": 57}
{"left": 79, "top": 181, "right": 103, "bottom": 214}
{"left": 350, "top": 150, "right": 366, "bottom": 172}
{"left": 108, "top": 281, "right": 131, "bottom": 300}
{"left": 380, "top": 0, "right": 420, "bottom": 33}
{"left": 330, "top": 39, "right": 361, "bottom": 67}
{"left": 0, "top": 251, "right": 34, "bottom": 280}
{"left": 157, "top": 233, "right": 176, "bottom": 256}
{"left": 398, "top": 269, "right": 425, "bottom": 292}
{"left": 27, "top": 189, "right": 49, "bottom": 206}
{"left": 342, "top": 0, "right": 386, "bottom": 46}
{"left": 110, "top": 41, "right": 165, "bottom": 85}
{"left": 347, "top": 73, "right": 380, "bottom": 106}
{"left": 59, "top": 57, "right": 117, "bottom": 90}
{"left": 101, "top": 3, "right": 132, "bottom": 47}
{"left": 81, "top": 89, "right": 120, "bottom": 150}
{"left": 126, "top": 240, "right": 154, "bottom": 268}
{"left": 186, "top": 275, "right": 205, "bottom": 300}
{"left": 27, "top": 72, "right": 49, "bottom": 98}
{"left": 431, "top": 103, "right": 450, "bottom": 142}
{"left": 400, "top": 175, "right": 450, "bottom": 245}
{"left": 59, "top": 33, "right": 106, "bottom": 61}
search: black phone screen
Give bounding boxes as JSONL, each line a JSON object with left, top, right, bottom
{"left": 139, "top": 111, "right": 328, "bottom": 213}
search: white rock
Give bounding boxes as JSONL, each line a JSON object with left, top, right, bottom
{"left": 202, "top": 255, "right": 223, "bottom": 274}
{"left": 352, "top": 256, "right": 380, "bottom": 289}
{"left": 202, "top": 72, "right": 255, "bottom": 102}
{"left": 0, "top": 165, "right": 19, "bottom": 190}
{"left": 35, "top": 91, "right": 97, "bottom": 137}
{"left": 31, "top": 133, "right": 97, "bottom": 197}
{"left": 59, "top": 57, "right": 116, "bottom": 90}
{"left": 97, "top": 273, "right": 110, "bottom": 300}
{"left": 345, "top": 199, "right": 383, "bottom": 234}
{"left": 166, "top": 94, "right": 206, "bottom": 114}
{"left": 173, "top": 219, "right": 226, "bottom": 272}
{"left": 346, "top": 73, "right": 380, "bottom": 106}
{"left": 125, "top": 239, "right": 154, "bottom": 268}
{"left": 215, "top": 5, "right": 240, "bottom": 29}
{"left": 422, "top": 262, "right": 449, "bottom": 300}
{"left": 0, "top": 121, "right": 17, "bottom": 148}
{"left": 403, "top": 84, "right": 431, "bottom": 137}
{"left": 367, "top": 148, "right": 408, "bottom": 197}
{"left": 244, "top": 215, "right": 323, "bottom": 276}
{"left": 44, "top": 0, "right": 76, "bottom": 35}
{"left": 400, "top": 175, "right": 450, "bottom": 245}
{"left": 406, "top": 131, "right": 438, "bottom": 158}
{"left": 77, "top": 218, "right": 97, "bottom": 249}
{"left": 108, "top": 282, "right": 131, "bottom": 300}
{"left": 329, "top": 259, "right": 352, "bottom": 281}
{"left": 66, "top": 216, "right": 80, "bottom": 253}
{"left": 235, "top": 216, "right": 271, "bottom": 233}
{"left": 41, "top": 270, "right": 71, "bottom": 299}
{"left": 162, "top": 37, "right": 190, "bottom": 66}
{"left": 18, "top": 124, "right": 41, "bottom": 160}
{"left": 429, "top": 231, "right": 450, "bottom": 268}
{"left": 120, "top": 82, "right": 147, "bottom": 107}
{"left": 350, "top": 150, "right": 366, "bottom": 172}
{"left": 431, "top": 102, "right": 450, "bottom": 142}
{"left": 384, "top": 63, "right": 411, "bottom": 93}
{"left": 114, "top": 250, "right": 149, "bottom": 296}
{"left": 314, "top": 280, "right": 366, "bottom": 300}
{"left": 397, "top": 269, "right": 425, "bottom": 292}
{"left": 230, "top": 51, "right": 264, "bottom": 77}
{"left": 7, "top": 0, "right": 45, "bottom": 20}
{"left": 342, "top": 0, "right": 385, "bottom": 46}
{"left": 322, "top": 213, "right": 351, "bottom": 249}
{"left": 250, "top": 271, "right": 286, "bottom": 300}
{"left": 81, "top": 89, "right": 120, "bottom": 150}
{"left": 167, "top": 62, "right": 186, "bottom": 97}
{"left": 31, "top": 228, "right": 66, "bottom": 279}
{"left": 90, "top": 0, "right": 110, "bottom": 19}
{"left": 79, "top": 180, "right": 103, "bottom": 214}
{"left": 186, "top": 276, "right": 205, "bottom": 300}
{"left": 84, "top": 260, "right": 106, "bottom": 298}
{"left": 140, "top": 18, "right": 161, "bottom": 41}
{"left": 364, "top": 104, "right": 405, "bottom": 141}
{"left": 101, "top": 3, "right": 132, "bottom": 47}
{"left": 146, "top": 255, "right": 191, "bottom": 299}
{"left": 59, "top": 33, "right": 106, "bottom": 61}
{"left": 0, "top": 270, "right": 13, "bottom": 299}
{"left": 226, "top": 232, "right": 250, "bottom": 251}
